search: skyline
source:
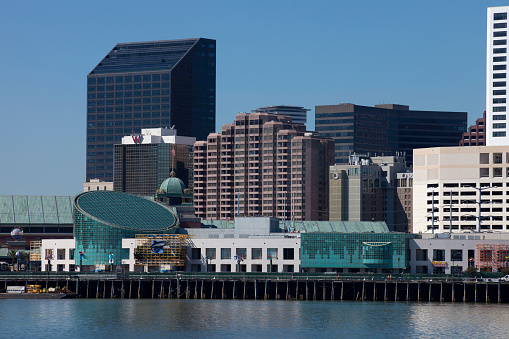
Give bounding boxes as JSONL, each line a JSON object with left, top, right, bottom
{"left": 1, "top": 1, "right": 506, "bottom": 196}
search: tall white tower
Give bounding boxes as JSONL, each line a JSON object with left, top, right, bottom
{"left": 487, "top": 6, "right": 509, "bottom": 146}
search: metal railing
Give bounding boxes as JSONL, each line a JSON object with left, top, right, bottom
{"left": 0, "top": 271, "right": 504, "bottom": 282}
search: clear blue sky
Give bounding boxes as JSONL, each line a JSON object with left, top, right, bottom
{"left": 0, "top": 1, "right": 506, "bottom": 196}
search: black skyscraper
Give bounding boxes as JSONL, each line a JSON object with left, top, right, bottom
{"left": 315, "top": 103, "right": 467, "bottom": 166}
{"left": 86, "top": 38, "right": 216, "bottom": 181}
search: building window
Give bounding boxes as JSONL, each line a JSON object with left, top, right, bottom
{"left": 56, "top": 249, "right": 65, "bottom": 260}
{"left": 283, "top": 248, "right": 295, "bottom": 260}
{"left": 494, "top": 98, "right": 507, "bottom": 104}
{"left": 205, "top": 248, "right": 216, "bottom": 259}
{"left": 494, "top": 73, "right": 507, "bottom": 78}
{"left": 251, "top": 248, "right": 262, "bottom": 259}
{"left": 69, "top": 249, "right": 74, "bottom": 260}
{"left": 494, "top": 131, "right": 507, "bottom": 137}
{"left": 433, "top": 249, "right": 445, "bottom": 261}
{"left": 494, "top": 115, "right": 506, "bottom": 120}
{"left": 494, "top": 39, "right": 507, "bottom": 46}
{"left": 494, "top": 31, "right": 508, "bottom": 37}
{"left": 494, "top": 56, "right": 507, "bottom": 62}
{"left": 191, "top": 248, "right": 201, "bottom": 260}
{"left": 45, "top": 249, "right": 54, "bottom": 260}
{"left": 221, "top": 248, "right": 231, "bottom": 259}
{"left": 267, "top": 248, "right": 278, "bottom": 260}
{"left": 494, "top": 13, "right": 507, "bottom": 21}
{"left": 236, "top": 248, "right": 247, "bottom": 259}
{"left": 494, "top": 23, "right": 508, "bottom": 29}
{"left": 493, "top": 81, "right": 506, "bottom": 87}
{"left": 493, "top": 123, "right": 506, "bottom": 129}
{"left": 433, "top": 266, "right": 445, "bottom": 275}
{"left": 494, "top": 90, "right": 507, "bottom": 95}
{"left": 220, "top": 264, "right": 231, "bottom": 272}
{"left": 494, "top": 106, "right": 507, "bottom": 112}
{"left": 494, "top": 153, "right": 503, "bottom": 163}
{"left": 493, "top": 48, "right": 507, "bottom": 54}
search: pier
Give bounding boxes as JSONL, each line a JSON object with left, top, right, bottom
{"left": 1, "top": 273, "right": 508, "bottom": 303}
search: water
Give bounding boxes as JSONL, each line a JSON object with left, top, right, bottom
{"left": 1, "top": 299, "right": 508, "bottom": 338}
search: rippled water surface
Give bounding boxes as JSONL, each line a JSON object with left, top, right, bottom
{"left": 2, "top": 299, "right": 508, "bottom": 338}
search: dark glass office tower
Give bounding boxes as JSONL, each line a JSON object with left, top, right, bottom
{"left": 86, "top": 38, "right": 216, "bottom": 181}
{"left": 315, "top": 104, "right": 467, "bottom": 165}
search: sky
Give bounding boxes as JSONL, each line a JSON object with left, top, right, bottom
{"left": 0, "top": 0, "right": 507, "bottom": 196}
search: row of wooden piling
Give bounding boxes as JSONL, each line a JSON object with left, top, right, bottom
{"left": 1, "top": 278, "right": 508, "bottom": 303}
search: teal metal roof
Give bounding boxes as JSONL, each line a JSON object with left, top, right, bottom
{"left": 75, "top": 191, "right": 178, "bottom": 231}
{"left": 201, "top": 220, "right": 235, "bottom": 229}
{"left": 0, "top": 196, "right": 74, "bottom": 224}
{"left": 203, "top": 219, "right": 389, "bottom": 233}
{"left": 282, "top": 221, "right": 389, "bottom": 233}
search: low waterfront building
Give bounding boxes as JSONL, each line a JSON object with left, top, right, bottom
{"left": 409, "top": 233, "right": 509, "bottom": 274}
{"left": 73, "top": 190, "right": 181, "bottom": 271}
{"left": 37, "top": 239, "right": 76, "bottom": 272}
{"left": 0, "top": 196, "right": 74, "bottom": 254}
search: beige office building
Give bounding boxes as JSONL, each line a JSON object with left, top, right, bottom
{"left": 329, "top": 154, "right": 411, "bottom": 232}
{"left": 413, "top": 146, "right": 509, "bottom": 234}
{"left": 194, "top": 113, "right": 334, "bottom": 221}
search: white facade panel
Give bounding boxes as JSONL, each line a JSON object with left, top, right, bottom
{"left": 487, "top": 6, "right": 509, "bottom": 146}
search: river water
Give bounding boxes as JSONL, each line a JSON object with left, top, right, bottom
{"left": 1, "top": 299, "right": 508, "bottom": 338}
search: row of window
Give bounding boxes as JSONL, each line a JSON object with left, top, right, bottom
{"left": 194, "top": 247, "right": 296, "bottom": 260}
{"left": 87, "top": 106, "right": 170, "bottom": 114}
{"left": 88, "top": 84, "right": 170, "bottom": 92}
{"left": 88, "top": 74, "right": 170, "bottom": 85}
{"left": 45, "top": 248, "right": 75, "bottom": 260}
{"left": 88, "top": 112, "right": 168, "bottom": 120}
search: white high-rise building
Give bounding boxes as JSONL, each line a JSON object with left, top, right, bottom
{"left": 487, "top": 6, "right": 509, "bottom": 146}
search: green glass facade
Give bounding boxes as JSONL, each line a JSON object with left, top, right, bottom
{"left": 73, "top": 191, "right": 179, "bottom": 266}
{"left": 300, "top": 233, "right": 407, "bottom": 269}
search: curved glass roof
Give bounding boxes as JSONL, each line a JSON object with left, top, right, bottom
{"left": 75, "top": 191, "right": 178, "bottom": 231}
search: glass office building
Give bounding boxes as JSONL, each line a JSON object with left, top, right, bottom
{"left": 73, "top": 191, "right": 179, "bottom": 268}
{"left": 315, "top": 104, "right": 467, "bottom": 165}
{"left": 86, "top": 38, "right": 216, "bottom": 181}
{"left": 300, "top": 232, "right": 408, "bottom": 272}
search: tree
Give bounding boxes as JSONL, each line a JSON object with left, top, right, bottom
{"left": 464, "top": 265, "right": 478, "bottom": 277}
{"left": 7, "top": 250, "right": 18, "bottom": 271}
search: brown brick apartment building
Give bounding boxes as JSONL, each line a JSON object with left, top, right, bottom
{"left": 194, "top": 113, "right": 334, "bottom": 221}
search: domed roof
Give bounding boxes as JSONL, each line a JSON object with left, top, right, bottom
{"left": 159, "top": 177, "right": 186, "bottom": 196}
{"left": 74, "top": 191, "right": 178, "bottom": 231}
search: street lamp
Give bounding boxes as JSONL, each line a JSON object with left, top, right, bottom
{"left": 465, "top": 185, "right": 494, "bottom": 233}
{"left": 206, "top": 256, "right": 212, "bottom": 272}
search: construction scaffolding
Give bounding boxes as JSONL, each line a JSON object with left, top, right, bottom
{"left": 134, "top": 234, "right": 191, "bottom": 267}
{"left": 476, "top": 244, "right": 509, "bottom": 271}
{"left": 30, "top": 241, "right": 41, "bottom": 261}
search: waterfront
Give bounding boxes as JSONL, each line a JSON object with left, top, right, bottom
{"left": 2, "top": 299, "right": 508, "bottom": 338}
